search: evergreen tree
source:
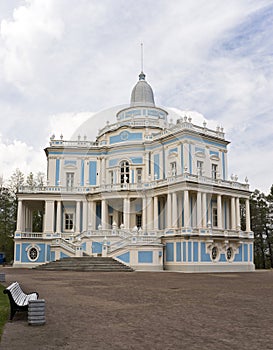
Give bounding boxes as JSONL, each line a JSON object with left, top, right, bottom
{"left": 0, "top": 185, "right": 16, "bottom": 262}
{"left": 250, "top": 189, "right": 273, "bottom": 269}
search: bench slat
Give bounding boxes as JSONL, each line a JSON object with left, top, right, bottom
{"left": 3, "top": 282, "right": 39, "bottom": 320}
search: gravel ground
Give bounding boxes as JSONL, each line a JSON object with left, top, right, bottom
{"left": 0, "top": 268, "right": 273, "bottom": 350}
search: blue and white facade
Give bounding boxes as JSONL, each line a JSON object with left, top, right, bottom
{"left": 13, "top": 71, "right": 254, "bottom": 272}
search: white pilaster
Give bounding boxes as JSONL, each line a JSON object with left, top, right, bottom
{"left": 75, "top": 200, "right": 81, "bottom": 233}
{"left": 217, "top": 194, "right": 222, "bottom": 229}
{"left": 184, "top": 190, "right": 190, "bottom": 228}
{"left": 56, "top": 200, "right": 62, "bottom": 233}
{"left": 231, "top": 197, "right": 236, "bottom": 230}
{"left": 245, "top": 198, "right": 251, "bottom": 232}
{"left": 172, "top": 192, "right": 178, "bottom": 228}
{"left": 202, "top": 192, "right": 207, "bottom": 228}
{"left": 142, "top": 197, "right": 147, "bottom": 231}
{"left": 167, "top": 193, "right": 172, "bottom": 228}
{"left": 82, "top": 200, "right": 88, "bottom": 232}
{"left": 236, "top": 197, "right": 241, "bottom": 230}
{"left": 16, "top": 199, "right": 23, "bottom": 232}
{"left": 197, "top": 192, "right": 202, "bottom": 228}
{"left": 153, "top": 196, "right": 159, "bottom": 230}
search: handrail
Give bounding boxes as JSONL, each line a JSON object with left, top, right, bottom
{"left": 18, "top": 173, "right": 249, "bottom": 194}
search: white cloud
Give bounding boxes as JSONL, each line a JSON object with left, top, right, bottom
{"left": 0, "top": 0, "right": 272, "bottom": 193}
{"left": 0, "top": 134, "right": 45, "bottom": 182}
{"left": 1, "top": 0, "right": 64, "bottom": 94}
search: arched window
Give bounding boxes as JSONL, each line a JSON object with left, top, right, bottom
{"left": 120, "top": 161, "right": 130, "bottom": 183}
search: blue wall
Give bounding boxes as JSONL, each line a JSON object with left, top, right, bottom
{"left": 89, "top": 161, "right": 97, "bottom": 185}
{"left": 138, "top": 251, "right": 153, "bottom": 263}
{"left": 55, "top": 159, "right": 60, "bottom": 186}
{"left": 117, "top": 252, "right": 130, "bottom": 263}
{"left": 154, "top": 154, "right": 160, "bottom": 179}
{"left": 166, "top": 243, "right": 174, "bottom": 262}
{"left": 92, "top": 241, "right": 102, "bottom": 254}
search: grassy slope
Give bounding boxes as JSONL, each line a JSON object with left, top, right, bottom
{"left": 0, "top": 284, "right": 9, "bottom": 340}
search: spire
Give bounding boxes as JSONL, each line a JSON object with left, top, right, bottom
{"left": 139, "top": 43, "right": 145, "bottom": 80}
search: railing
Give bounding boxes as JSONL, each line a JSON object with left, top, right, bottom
{"left": 18, "top": 173, "right": 249, "bottom": 194}
{"left": 73, "top": 228, "right": 132, "bottom": 241}
{"left": 21, "top": 232, "right": 44, "bottom": 239}
{"left": 51, "top": 238, "right": 77, "bottom": 254}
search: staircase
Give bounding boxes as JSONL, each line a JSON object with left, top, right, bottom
{"left": 34, "top": 256, "right": 134, "bottom": 272}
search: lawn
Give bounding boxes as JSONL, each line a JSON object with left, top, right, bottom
{"left": 0, "top": 284, "right": 9, "bottom": 340}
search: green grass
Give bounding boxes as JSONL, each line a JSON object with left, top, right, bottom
{"left": 0, "top": 284, "right": 9, "bottom": 340}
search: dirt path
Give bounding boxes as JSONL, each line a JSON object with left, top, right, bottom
{"left": 1, "top": 268, "right": 273, "bottom": 350}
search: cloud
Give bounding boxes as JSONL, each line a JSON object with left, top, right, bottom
{"left": 0, "top": 134, "right": 46, "bottom": 182}
{"left": 0, "top": 0, "right": 272, "bottom": 194}
{"left": 1, "top": 0, "right": 64, "bottom": 91}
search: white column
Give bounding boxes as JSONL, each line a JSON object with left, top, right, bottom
{"left": 44, "top": 200, "right": 55, "bottom": 233}
{"left": 245, "top": 198, "right": 251, "bottom": 232}
{"left": 202, "top": 192, "right": 207, "bottom": 228}
{"left": 75, "top": 200, "right": 81, "bottom": 233}
{"left": 56, "top": 200, "right": 62, "bottom": 233}
{"left": 184, "top": 190, "right": 190, "bottom": 228}
{"left": 172, "top": 192, "right": 178, "bottom": 228}
{"left": 231, "top": 197, "right": 236, "bottom": 230}
{"left": 147, "top": 197, "right": 153, "bottom": 230}
{"left": 142, "top": 197, "right": 147, "bottom": 231}
{"left": 217, "top": 194, "right": 222, "bottom": 229}
{"left": 101, "top": 157, "right": 106, "bottom": 185}
{"left": 88, "top": 201, "right": 96, "bottom": 230}
{"left": 167, "top": 193, "right": 172, "bottom": 228}
{"left": 236, "top": 197, "right": 241, "bottom": 230}
{"left": 16, "top": 199, "right": 23, "bottom": 232}
{"left": 177, "top": 193, "right": 182, "bottom": 228}
{"left": 82, "top": 201, "right": 87, "bottom": 232}
{"left": 197, "top": 192, "right": 202, "bottom": 228}
{"left": 101, "top": 199, "right": 107, "bottom": 229}
{"left": 123, "top": 198, "right": 130, "bottom": 229}
{"left": 154, "top": 196, "right": 159, "bottom": 230}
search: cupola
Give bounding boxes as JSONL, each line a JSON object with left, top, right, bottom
{"left": 130, "top": 71, "right": 155, "bottom": 107}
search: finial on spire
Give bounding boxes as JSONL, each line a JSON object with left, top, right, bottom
{"left": 139, "top": 43, "right": 145, "bottom": 80}
{"left": 141, "top": 43, "right": 144, "bottom": 72}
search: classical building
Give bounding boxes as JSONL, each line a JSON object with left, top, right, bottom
{"left": 14, "top": 71, "right": 254, "bottom": 272}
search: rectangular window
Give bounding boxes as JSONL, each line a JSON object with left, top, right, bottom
{"left": 136, "top": 168, "right": 142, "bottom": 183}
{"left": 136, "top": 214, "right": 142, "bottom": 228}
{"left": 109, "top": 215, "right": 113, "bottom": 227}
{"left": 212, "top": 164, "right": 217, "bottom": 179}
{"left": 170, "top": 162, "right": 177, "bottom": 176}
{"left": 197, "top": 161, "right": 203, "bottom": 176}
{"left": 66, "top": 172, "right": 74, "bottom": 189}
{"left": 109, "top": 171, "right": 114, "bottom": 184}
{"left": 212, "top": 208, "right": 218, "bottom": 227}
{"left": 65, "top": 213, "right": 74, "bottom": 230}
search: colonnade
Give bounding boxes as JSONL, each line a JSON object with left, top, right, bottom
{"left": 16, "top": 191, "right": 251, "bottom": 235}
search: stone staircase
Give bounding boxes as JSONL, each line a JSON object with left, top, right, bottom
{"left": 34, "top": 256, "right": 134, "bottom": 272}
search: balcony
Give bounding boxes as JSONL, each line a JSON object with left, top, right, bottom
{"left": 18, "top": 172, "right": 249, "bottom": 195}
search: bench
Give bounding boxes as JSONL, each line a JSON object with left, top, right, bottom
{"left": 3, "top": 281, "right": 39, "bottom": 320}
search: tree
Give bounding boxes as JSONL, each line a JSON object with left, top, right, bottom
{"left": 0, "top": 185, "right": 16, "bottom": 262}
{"left": 8, "top": 168, "right": 25, "bottom": 197}
{"left": 250, "top": 188, "right": 273, "bottom": 269}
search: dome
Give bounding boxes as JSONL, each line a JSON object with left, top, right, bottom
{"left": 130, "top": 72, "right": 155, "bottom": 107}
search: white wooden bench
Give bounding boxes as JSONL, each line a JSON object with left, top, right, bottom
{"left": 3, "top": 281, "right": 39, "bottom": 320}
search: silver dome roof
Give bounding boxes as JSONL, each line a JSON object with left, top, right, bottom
{"left": 130, "top": 72, "right": 155, "bottom": 107}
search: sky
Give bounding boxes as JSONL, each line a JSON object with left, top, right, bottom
{"left": 0, "top": 0, "right": 272, "bottom": 193}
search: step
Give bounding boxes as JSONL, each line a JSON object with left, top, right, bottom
{"left": 35, "top": 257, "right": 134, "bottom": 272}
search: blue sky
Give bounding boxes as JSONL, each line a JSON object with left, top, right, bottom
{"left": 0, "top": 0, "right": 272, "bottom": 193}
